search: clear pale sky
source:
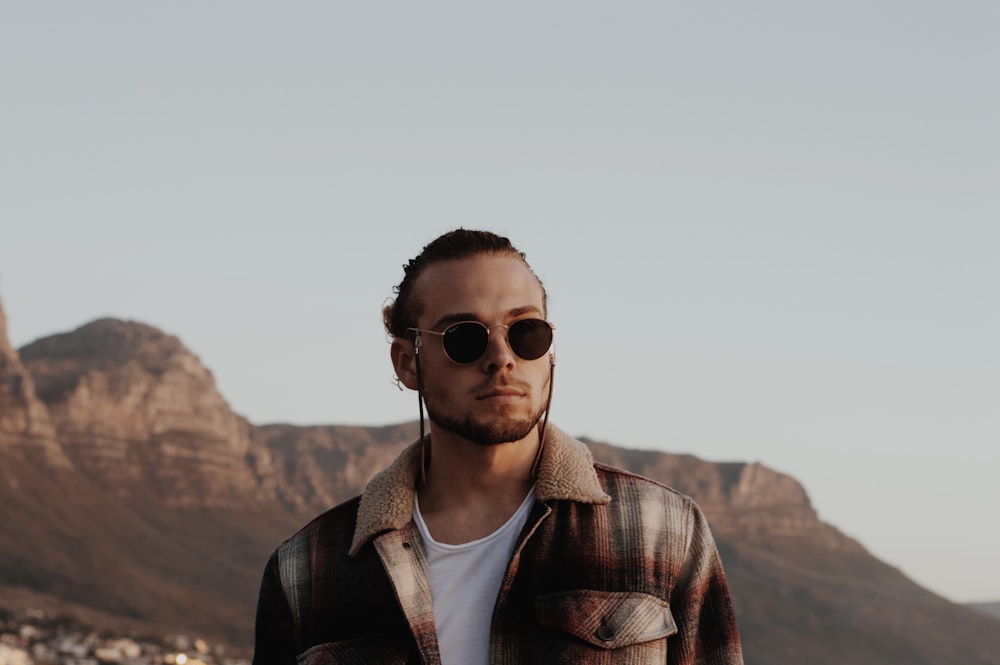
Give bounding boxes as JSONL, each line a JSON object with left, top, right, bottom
{"left": 2, "top": 2, "right": 997, "bottom": 603}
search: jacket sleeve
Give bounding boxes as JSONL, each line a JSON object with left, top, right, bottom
{"left": 252, "top": 550, "right": 298, "bottom": 665}
{"left": 668, "top": 500, "right": 744, "bottom": 665}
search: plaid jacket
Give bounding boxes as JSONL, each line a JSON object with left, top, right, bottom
{"left": 253, "top": 426, "right": 744, "bottom": 665}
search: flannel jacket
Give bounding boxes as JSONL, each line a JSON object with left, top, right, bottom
{"left": 253, "top": 425, "right": 744, "bottom": 665}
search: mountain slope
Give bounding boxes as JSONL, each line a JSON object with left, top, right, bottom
{"left": 1, "top": 308, "right": 998, "bottom": 664}
{"left": 19, "top": 318, "right": 260, "bottom": 508}
{"left": 972, "top": 602, "right": 1000, "bottom": 619}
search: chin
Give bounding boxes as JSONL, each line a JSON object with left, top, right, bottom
{"left": 430, "top": 413, "right": 541, "bottom": 446}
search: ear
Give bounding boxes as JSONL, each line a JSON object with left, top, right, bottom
{"left": 391, "top": 337, "right": 420, "bottom": 391}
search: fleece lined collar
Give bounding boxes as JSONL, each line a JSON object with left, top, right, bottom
{"left": 349, "top": 425, "right": 611, "bottom": 556}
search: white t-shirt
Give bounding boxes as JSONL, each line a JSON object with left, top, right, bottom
{"left": 413, "top": 487, "right": 536, "bottom": 665}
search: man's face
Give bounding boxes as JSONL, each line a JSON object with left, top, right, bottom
{"left": 409, "top": 253, "right": 551, "bottom": 446}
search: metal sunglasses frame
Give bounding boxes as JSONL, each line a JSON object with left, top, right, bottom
{"left": 407, "top": 318, "right": 555, "bottom": 364}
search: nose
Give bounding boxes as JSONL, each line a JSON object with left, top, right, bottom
{"left": 481, "top": 324, "right": 516, "bottom": 372}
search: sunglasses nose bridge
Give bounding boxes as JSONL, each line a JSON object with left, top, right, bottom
{"left": 481, "top": 323, "right": 517, "bottom": 363}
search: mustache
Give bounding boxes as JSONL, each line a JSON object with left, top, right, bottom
{"left": 473, "top": 379, "right": 532, "bottom": 398}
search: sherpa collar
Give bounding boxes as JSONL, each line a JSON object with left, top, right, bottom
{"left": 348, "top": 425, "right": 611, "bottom": 556}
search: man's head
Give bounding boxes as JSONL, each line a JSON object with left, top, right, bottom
{"left": 382, "top": 228, "right": 547, "bottom": 340}
{"left": 385, "top": 229, "right": 554, "bottom": 448}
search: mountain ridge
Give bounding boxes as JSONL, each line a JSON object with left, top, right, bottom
{"left": 2, "top": 306, "right": 998, "bottom": 665}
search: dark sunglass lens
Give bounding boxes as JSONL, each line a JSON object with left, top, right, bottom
{"left": 443, "top": 322, "right": 488, "bottom": 363}
{"left": 508, "top": 319, "right": 552, "bottom": 360}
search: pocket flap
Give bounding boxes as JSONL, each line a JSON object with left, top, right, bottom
{"left": 535, "top": 590, "right": 677, "bottom": 649}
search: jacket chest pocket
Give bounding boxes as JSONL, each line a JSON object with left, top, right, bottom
{"left": 534, "top": 590, "right": 676, "bottom": 662}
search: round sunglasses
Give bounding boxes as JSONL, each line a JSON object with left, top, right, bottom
{"left": 408, "top": 318, "right": 555, "bottom": 364}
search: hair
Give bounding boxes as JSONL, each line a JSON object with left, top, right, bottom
{"left": 383, "top": 228, "right": 547, "bottom": 339}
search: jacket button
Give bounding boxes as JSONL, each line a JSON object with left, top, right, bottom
{"left": 596, "top": 624, "right": 615, "bottom": 641}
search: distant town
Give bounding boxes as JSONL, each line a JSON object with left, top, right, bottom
{"left": 0, "top": 608, "right": 248, "bottom": 665}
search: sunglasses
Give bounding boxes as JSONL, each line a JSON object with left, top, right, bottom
{"left": 408, "top": 318, "right": 555, "bottom": 364}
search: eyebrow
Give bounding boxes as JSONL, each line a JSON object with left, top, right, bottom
{"left": 431, "top": 306, "right": 544, "bottom": 330}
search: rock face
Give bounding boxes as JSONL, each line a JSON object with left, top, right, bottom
{"left": 584, "top": 441, "right": 830, "bottom": 540}
{"left": 19, "top": 318, "right": 260, "bottom": 508}
{"left": 0, "top": 299, "right": 69, "bottom": 469}
{"left": 249, "top": 422, "right": 418, "bottom": 511}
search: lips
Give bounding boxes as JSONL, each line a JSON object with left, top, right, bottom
{"left": 474, "top": 383, "right": 528, "bottom": 400}
{"left": 478, "top": 391, "right": 523, "bottom": 400}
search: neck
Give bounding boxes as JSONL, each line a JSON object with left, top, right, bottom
{"left": 420, "top": 424, "right": 539, "bottom": 505}
{"left": 416, "top": 425, "right": 539, "bottom": 544}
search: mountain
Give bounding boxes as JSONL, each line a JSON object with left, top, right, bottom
{"left": 0, "top": 299, "right": 69, "bottom": 468}
{"left": 972, "top": 602, "right": 1000, "bottom": 620}
{"left": 2, "top": 303, "right": 999, "bottom": 664}
{"left": 17, "top": 318, "right": 259, "bottom": 508}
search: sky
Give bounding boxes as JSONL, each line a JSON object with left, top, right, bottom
{"left": 2, "top": 2, "right": 997, "bottom": 603}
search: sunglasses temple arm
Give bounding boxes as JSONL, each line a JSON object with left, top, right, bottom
{"left": 414, "top": 332, "right": 428, "bottom": 490}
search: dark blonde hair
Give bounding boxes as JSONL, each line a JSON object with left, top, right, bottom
{"left": 382, "top": 229, "right": 547, "bottom": 339}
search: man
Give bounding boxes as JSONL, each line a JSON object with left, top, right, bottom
{"left": 253, "top": 229, "right": 744, "bottom": 664}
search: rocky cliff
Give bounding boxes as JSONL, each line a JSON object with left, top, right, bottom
{"left": 19, "top": 319, "right": 261, "bottom": 508}
{"left": 0, "top": 299, "right": 69, "bottom": 469}
{"left": 249, "top": 422, "right": 418, "bottom": 511}
{"left": 1, "top": 304, "right": 998, "bottom": 664}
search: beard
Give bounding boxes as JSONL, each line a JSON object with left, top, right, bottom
{"left": 427, "top": 400, "right": 547, "bottom": 446}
